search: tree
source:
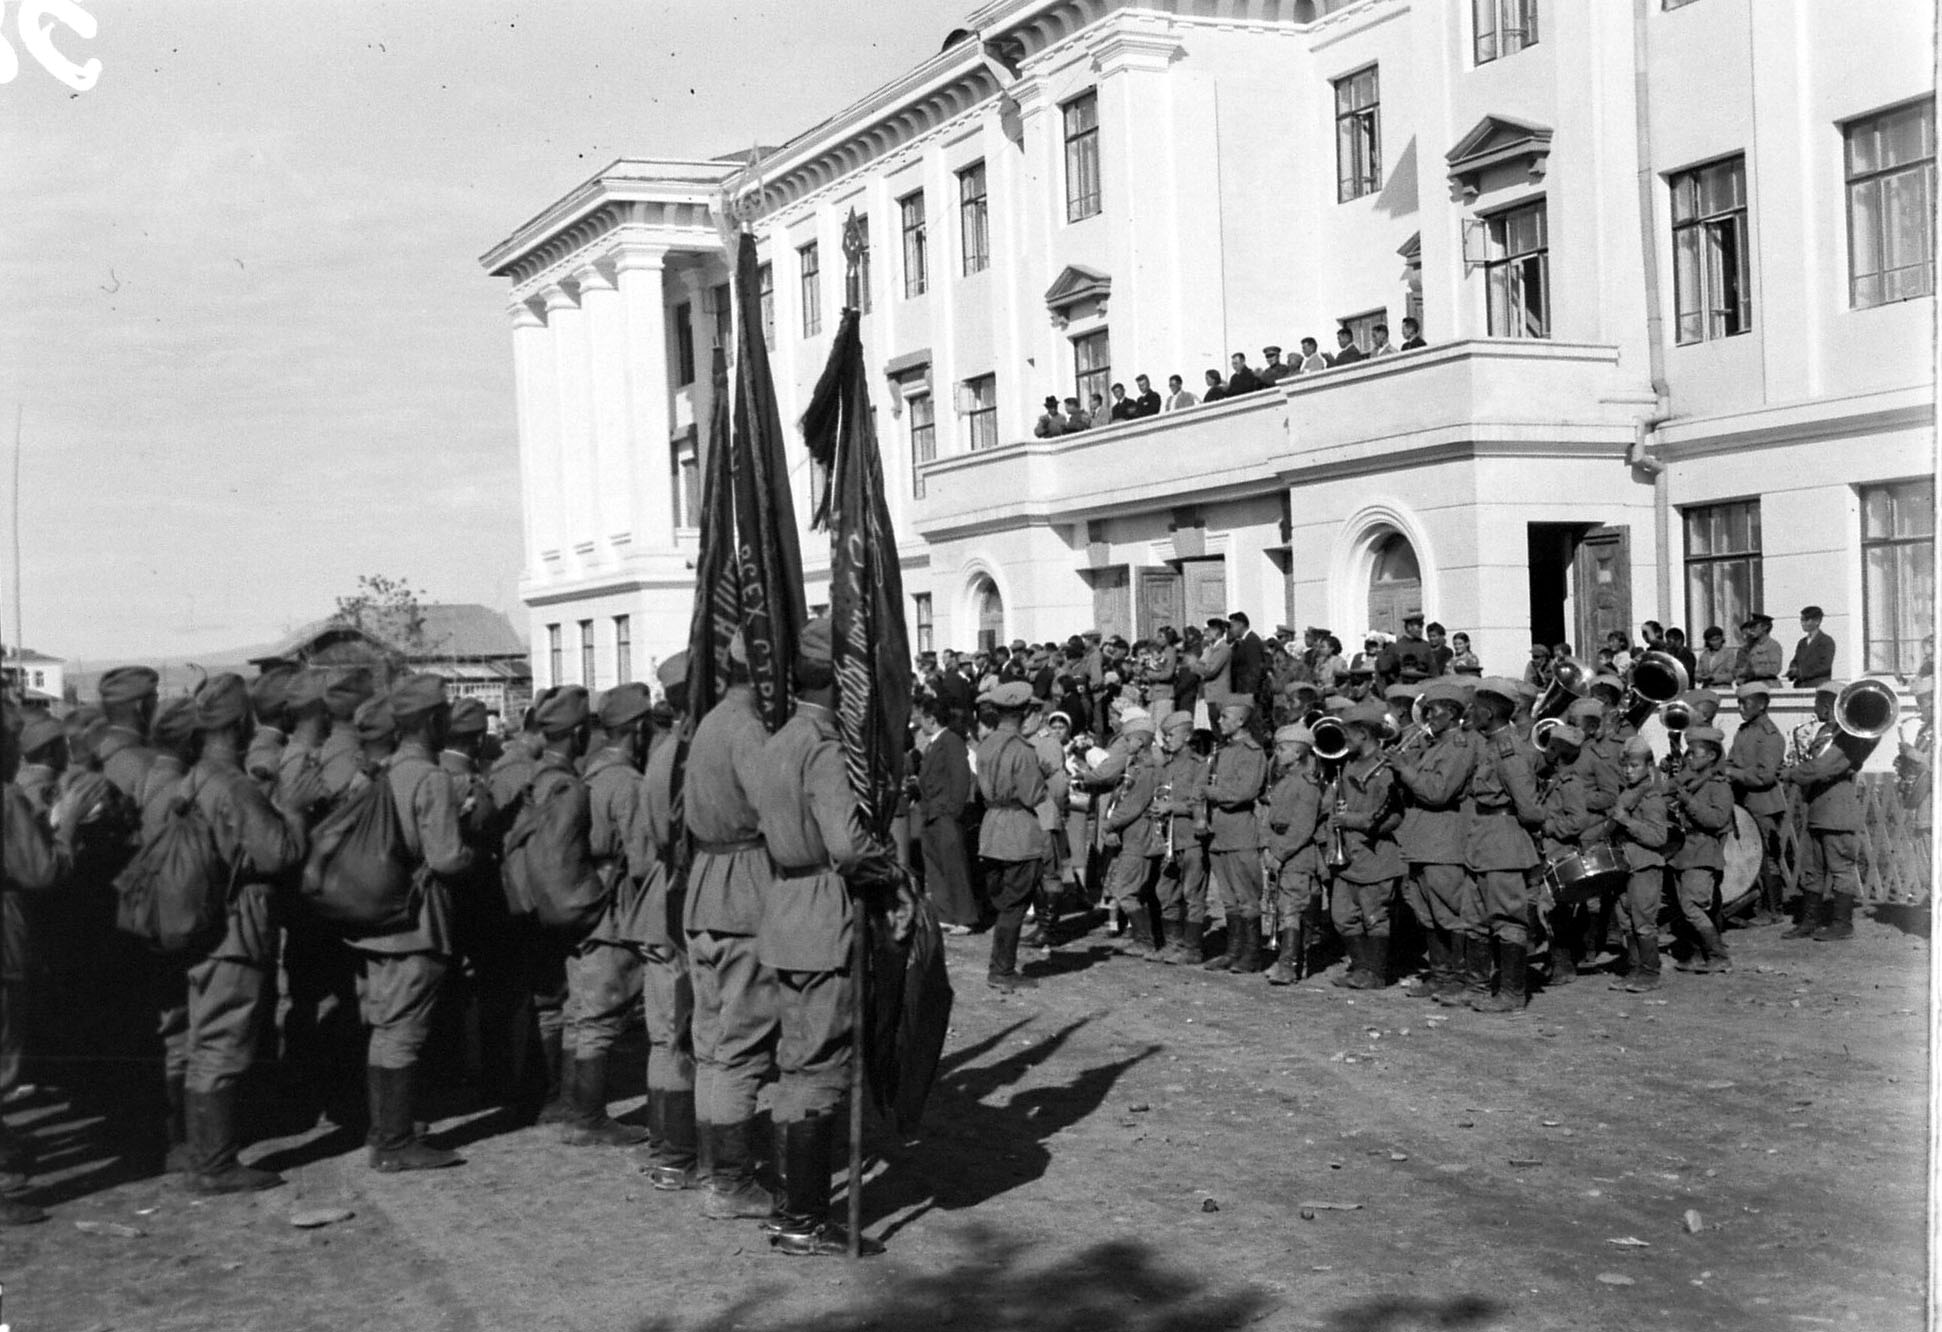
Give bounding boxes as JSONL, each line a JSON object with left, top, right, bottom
{"left": 331, "top": 574, "right": 429, "bottom": 653}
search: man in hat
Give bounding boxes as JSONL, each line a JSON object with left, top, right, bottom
{"left": 1201, "top": 701, "right": 1269, "bottom": 973}
{"left": 1262, "top": 722, "right": 1323, "bottom": 985}
{"left": 1325, "top": 702, "right": 1404, "bottom": 989}
{"left": 684, "top": 642, "right": 782, "bottom": 1220}
{"left": 1667, "top": 724, "right": 1735, "bottom": 972}
{"left": 180, "top": 674, "right": 305, "bottom": 1192}
{"left": 1461, "top": 679, "right": 1547, "bottom": 1012}
{"left": 1379, "top": 614, "right": 1437, "bottom": 688}
{"left": 1532, "top": 723, "right": 1597, "bottom": 986}
{"left": 634, "top": 651, "right": 699, "bottom": 1191}
{"left": 1033, "top": 395, "right": 1066, "bottom": 439}
{"left": 976, "top": 681, "right": 1048, "bottom": 991}
{"left": 1735, "top": 614, "right": 1783, "bottom": 685}
{"left": 1098, "top": 713, "right": 1163, "bottom": 960}
{"left": 1390, "top": 680, "right": 1477, "bottom": 1000}
{"left": 1152, "top": 710, "right": 1212, "bottom": 964}
{"left": 280, "top": 669, "right": 332, "bottom": 810}
{"left": 1607, "top": 736, "right": 1673, "bottom": 992}
{"left": 1258, "top": 345, "right": 1292, "bottom": 385}
{"left": 750, "top": 618, "right": 901, "bottom": 1257}
{"left": 1781, "top": 680, "right": 1867, "bottom": 940}
{"left": 1785, "top": 607, "right": 1837, "bottom": 689}
{"left": 95, "top": 665, "right": 161, "bottom": 803}
{"left": 319, "top": 668, "right": 378, "bottom": 802}
{"left": 246, "top": 664, "right": 300, "bottom": 798}
{"left": 1724, "top": 681, "right": 1788, "bottom": 925}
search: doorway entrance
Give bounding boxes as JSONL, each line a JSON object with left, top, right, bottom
{"left": 1527, "top": 523, "right": 1632, "bottom": 656}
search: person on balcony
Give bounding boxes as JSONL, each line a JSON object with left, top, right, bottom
{"left": 1132, "top": 374, "right": 1162, "bottom": 417}
{"left": 1328, "top": 327, "right": 1366, "bottom": 367}
{"left": 1735, "top": 613, "right": 1783, "bottom": 685}
{"left": 1368, "top": 324, "right": 1397, "bottom": 357}
{"left": 1786, "top": 606, "right": 1837, "bottom": 689}
{"left": 1694, "top": 626, "right": 1736, "bottom": 688}
{"left": 1294, "top": 337, "right": 1328, "bottom": 373}
{"left": 1259, "top": 346, "right": 1294, "bottom": 384}
{"left": 1201, "top": 369, "right": 1229, "bottom": 402}
{"left": 1033, "top": 396, "right": 1065, "bottom": 439}
{"left": 1085, "top": 392, "right": 1109, "bottom": 428}
{"left": 1399, "top": 317, "right": 1427, "bottom": 350}
{"left": 1226, "top": 352, "right": 1265, "bottom": 395}
{"left": 1163, "top": 374, "right": 1198, "bottom": 412}
{"left": 1061, "top": 397, "right": 1090, "bottom": 433}
{"left": 1107, "top": 383, "right": 1140, "bottom": 423}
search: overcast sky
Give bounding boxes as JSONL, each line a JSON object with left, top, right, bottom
{"left": 3, "top": 0, "right": 971, "bottom": 666}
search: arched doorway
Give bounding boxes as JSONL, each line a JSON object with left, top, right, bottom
{"left": 973, "top": 577, "right": 1004, "bottom": 651}
{"left": 1367, "top": 531, "right": 1422, "bottom": 635}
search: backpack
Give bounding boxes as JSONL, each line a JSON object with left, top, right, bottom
{"left": 113, "top": 775, "right": 234, "bottom": 956}
{"left": 299, "top": 770, "right": 419, "bottom": 936}
{"left": 500, "top": 768, "right": 609, "bottom": 936}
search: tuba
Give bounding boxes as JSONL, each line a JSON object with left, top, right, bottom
{"left": 1623, "top": 650, "right": 1690, "bottom": 730}
{"left": 1532, "top": 657, "right": 1590, "bottom": 722}
{"left": 1310, "top": 715, "right": 1351, "bottom": 764}
{"left": 1834, "top": 677, "right": 1900, "bottom": 741}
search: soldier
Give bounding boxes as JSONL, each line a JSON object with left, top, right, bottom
{"left": 1151, "top": 711, "right": 1211, "bottom": 964}
{"left": 1724, "top": 681, "right": 1788, "bottom": 926}
{"left": 1667, "top": 724, "right": 1735, "bottom": 972}
{"left": 487, "top": 691, "right": 567, "bottom": 1123}
{"left": 1325, "top": 702, "right": 1404, "bottom": 990}
{"left": 1460, "top": 679, "right": 1547, "bottom": 1012}
{"left": 1390, "top": 681, "right": 1476, "bottom": 998}
{"left": 1533, "top": 724, "right": 1596, "bottom": 986}
{"left": 280, "top": 669, "right": 331, "bottom": 794}
{"left": 1607, "top": 737, "right": 1673, "bottom": 992}
{"left": 95, "top": 666, "right": 160, "bottom": 804}
{"left": 750, "top": 618, "right": 898, "bottom": 1257}
{"left": 1781, "top": 680, "right": 1867, "bottom": 941}
{"left": 181, "top": 674, "right": 305, "bottom": 1192}
{"left": 975, "top": 681, "right": 1048, "bottom": 992}
{"left": 246, "top": 665, "right": 299, "bottom": 797}
{"left": 1262, "top": 723, "right": 1323, "bottom": 986}
{"left": 636, "top": 652, "right": 699, "bottom": 1191}
{"left": 683, "top": 643, "right": 782, "bottom": 1220}
{"left": 436, "top": 698, "right": 511, "bottom": 1114}
{"left": 1201, "top": 701, "right": 1269, "bottom": 973}
{"left": 141, "top": 697, "right": 202, "bottom": 1174}
{"left": 564, "top": 683, "right": 655, "bottom": 1149}
{"left": 1098, "top": 714, "right": 1162, "bottom": 960}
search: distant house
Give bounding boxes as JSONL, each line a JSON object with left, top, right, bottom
{"left": 2, "top": 647, "right": 66, "bottom": 706}
{"left": 249, "top": 604, "right": 532, "bottom": 721}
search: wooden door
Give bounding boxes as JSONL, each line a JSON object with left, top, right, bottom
{"left": 1182, "top": 557, "right": 1228, "bottom": 628}
{"left": 1089, "top": 567, "right": 1132, "bottom": 642}
{"left": 1138, "top": 567, "right": 1184, "bottom": 637}
{"left": 1572, "top": 526, "right": 1632, "bottom": 657}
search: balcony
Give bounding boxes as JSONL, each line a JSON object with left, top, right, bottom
{"left": 913, "top": 339, "right": 1653, "bottom": 539}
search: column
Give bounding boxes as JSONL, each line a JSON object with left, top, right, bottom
{"left": 543, "top": 281, "right": 594, "bottom": 562}
{"left": 613, "top": 243, "right": 677, "bottom": 552}
{"left": 576, "top": 260, "right": 631, "bottom": 554}
{"left": 508, "top": 298, "right": 558, "bottom": 571}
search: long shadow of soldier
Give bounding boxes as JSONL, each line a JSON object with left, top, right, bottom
{"left": 860, "top": 1014, "right": 1159, "bottom": 1241}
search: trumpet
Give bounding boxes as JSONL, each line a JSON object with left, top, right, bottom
{"left": 1324, "top": 783, "right": 1351, "bottom": 872}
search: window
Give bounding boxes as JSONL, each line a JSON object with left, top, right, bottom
{"left": 547, "top": 624, "right": 563, "bottom": 687}
{"left": 1845, "top": 100, "right": 1936, "bottom": 308}
{"left": 1670, "top": 156, "right": 1751, "bottom": 343}
{"left": 799, "top": 242, "right": 822, "bottom": 336}
{"left": 712, "top": 282, "right": 731, "bottom": 350}
{"left": 1334, "top": 67, "right": 1381, "bottom": 202}
{"left": 959, "top": 162, "right": 989, "bottom": 275}
{"left": 1063, "top": 90, "right": 1102, "bottom": 221}
{"left": 964, "top": 375, "right": 998, "bottom": 452}
{"left": 852, "top": 219, "right": 872, "bottom": 314}
{"left": 672, "top": 438, "right": 700, "bottom": 529}
{"left": 1862, "top": 478, "right": 1936, "bottom": 675}
{"left": 578, "top": 619, "right": 596, "bottom": 687}
{"left": 1683, "top": 500, "right": 1763, "bottom": 640}
{"left": 614, "top": 615, "right": 632, "bottom": 683}
{"left": 913, "top": 593, "right": 934, "bottom": 654}
{"left": 673, "top": 301, "right": 696, "bottom": 386}
{"left": 909, "top": 392, "right": 936, "bottom": 499}
{"left": 900, "top": 191, "right": 928, "bottom": 297}
{"left": 757, "top": 262, "right": 775, "bottom": 349}
{"left": 1483, "top": 200, "right": 1550, "bottom": 338}
{"left": 1474, "top": 0, "right": 1538, "bottom": 64}
{"left": 1072, "top": 329, "right": 1111, "bottom": 410}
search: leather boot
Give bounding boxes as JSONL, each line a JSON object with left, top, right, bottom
{"left": 1021, "top": 888, "right": 1052, "bottom": 949}
{"left": 1232, "top": 917, "right": 1266, "bottom": 973}
{"left": 986, "top": 910, "right": 1037, "bottom": 991}
{"left": 1547, "top": 936, "right": 1577, "bottom": 986}
{"left": 1434, "top": 936, "right": 1475, "bottom": 1006}
{"left": 1623, "top": 933, "right": 1663, "bottom": 991}
{"left": 562, "top": 1054, "right": 649, "bottom": 1147}
{"left": 1174, "top": 918, "right": 1205, "bottom": 965}
{"left": 186, "top": 1087, "right": 283, "bottom": 1193}
{"left": 1156, "top": 912, "right": 1188, "bottom": 964}
{"left": 1697, "top": 923, "right": 1733, "bottom": 971}
{"left": 370, "top": 1065, "right": 461, "bottom": 1171}
{"left": 1112, "top": 904, "right": 1160, "bottom": 960}
{"left": 1266, "top": 927, "right": 1300, "bottom": 986}
{"left": 1471, "top": 941, "right": 1529, "bottom": 1012}
{"left": 164, "top": 1074, "right": 192, "bottom": 1173}
{"left": 1345, "top": 935, "right": 1386, "bottom": 989}
{"left": 770, "top": 1114, "right": 884, "bottom": 1258}
{"left": 701, "top": 1120, "right": 776, "bottom": 1220}
{"left": 1404, "top": 932, "right": 1447, "bottom": 997}
{"left": 1203, "top": 918, "right": 1243, "bottom": 972}
{"left": 646, "top": 1088, "right": 699, "bottom": 1190}
{"left": 1783, "top": 894, "right": 1824, "bottom": 939}
{"left": 1813, "top": 892, "right": 1856, "bottom": 941}
{"left": 1332, "top": 932, "right": 1364, "bottom": 988}
{"left": 533, "top": 1028, "right": 571, "bottom": 1125}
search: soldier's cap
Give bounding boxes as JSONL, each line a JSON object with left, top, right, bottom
{"left": 1683, "top": 689, "right": 1722, "bottom": 721}
{"left": 98, "top": 665, "right": 160, "bottom": 706}
{"left": 1274, "top": 723, "right": 1313, "bottom": 747}
{"left": 1121, "top": 713, "right": 1157, "bottom": 738}
{"left": 656, "top": 651, "right": 689, "bottom": 690}
{"left": 1815, "top": 678, "right": 1846, "bottom": 697}
{"left": 988, "top": 681, "right": 1034, "bottom": 711}
{"left": 1346, "top": 658, "right": 1375, "bottom": 677}
{"left": 247, "top": 663, "right": 301, "bottom": 718}
{"left": 1304, "top": 625, "right": 1328, "bottom": 637}
{"left": 286, "top": 667, "right": 331, "bottom": 714}
{"left": 1263, "top": 344, "right": 1282, "bottom": 355}
{"left": 18, "top": 713, "right": 64, "bottom": 756}
{"left": 152, "top": 696, "right": 201, "bottom": 748}
{"left": 1220, "top": 699, "right": 1254, "bottom": 719}
{"left": 1160, "top": 710, "right": 1195, "bottom": 733}
{"left": 1547, "top": 724, "right": 1586, "bottom": 750}
{"left": 1686, "top": 725, "right": 1725, "bottom": 749}
{"left": 1734, "top": 680, "right": 1772, "bottom": 699}
{"left": 536, "top": 685, "right": 590, "bottom": 738}
{"left": 1009, "top": 638, "right": 1027, "bottom": 652}
{"left": 1420, "top": 681, "right": 1468, "bottom": 708}
{"left": 194, "top": 673, "right": 252, "bottom": 732}
{"left": 1587, "top": 673, "right": 1627, "bottom": 699}
{"left": 1343, "top": 701, "right": 1390, "bottom": 732}
{"left": 1565, "top": 697, "right": 1605, "bottom": 721}
{"left": 1740, "top": 611, "right": 1774, "bottom": 628}
{"left": 1275, "top": 624, "right": 1295, "bottom": 638}
{"left": 448, "top": 697, "right": 489, "bottom": 737}
{"left": 388, "top": 673, "right": 448, "bottom": 724}
{"left": 798, "top": 616, "right": 833, "bottom": 666}
{"left": 1322, "top": 694, "right": 1355, "bottom": 714}
{"left": 1620, "top": 735, "right": 1654, "bottom": 759}
{"left": 598, "top": 681, "right": 654, "bottom": 730}
{"left": 1473, "top": 677, "right": 1522, "bottom": 707}
{"left": 323, "top": 666, "right": 376, "bottom": 721}
{"left": 1384, "top": 682, "right": 1422, "bottom": 702}
{"left": 353, "top": 695, "right": 396, "bottom": 742}
{"left": 1512, "top": 679, "right": 1539, "bottom": 704}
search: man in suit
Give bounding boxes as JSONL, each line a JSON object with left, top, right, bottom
{"left": 1197, "top": 619, "right": 1234, "bottom": 708}
{"left": 1294, "top": 337, "right": 1328, "bottom": 373}
{"left": 1328, "top": 327, "right": 1365, "bottom": 367}
{"left": 1786, "top": 606, "right": 1837, "bottom": 688}
{"left": 1132, "top": 374, "right": 1163, "bottom": 417}
{"left": 1225, "top": 353, "right": 1264, "bottom": 395}
{"left": 1107, "top": 383, "right": 1140, "bottom": 422}
{"left": 1163, "top": 374, "right": 1198, "bottom": 412}
{"left": 1033, "top": 396, "right": 1065, "bottom": 439}
{"left": 1227, "top": 611, "right": 1267, "bottom": 703}
{"left": 1399, "top": 317, "right": 1427, "bottom": 350}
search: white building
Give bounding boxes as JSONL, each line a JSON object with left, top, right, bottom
{"left": 483, "top": 0, "right": 1935, "bottom": 692}
{"left": 2, "top": 647, "right": 65, "bottom": 705}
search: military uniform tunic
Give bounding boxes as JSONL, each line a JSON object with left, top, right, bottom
{"left": 633, "top": 730, "right": 693, "bottom": 1098}
{"left": 1463, "top": 726, "right": 1545, "bottom": 944}
{"left": 1785, "top": 729, "right": 1867, "bottom": 900}
{"left": 1263, "top": 763, "right": 1323, "bottom": 919}
{"left": 1202, "top": 732, "right": 1267, "bottom": 921}
{"left": 1392, "top": 727, "right": 1476, "bottom": 932}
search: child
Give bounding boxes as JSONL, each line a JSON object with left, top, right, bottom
{"left": 1449, "top": 633, "right": 1482, "bottom": 676}
{"left": 1607, "top": 736, "right": 1672, "bottom": 992}
{"left": 1326, "top": 702, "right": 1405, "bottom": 989}
{"left": 1262, "top": 723, "right": 1324, "bottom": 986}
{"left": 1667, "top": 725, "right": 1735, "bottom": 972}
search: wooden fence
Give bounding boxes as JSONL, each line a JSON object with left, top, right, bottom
{"left": 1776, "top": 774, "right": 1931, "bottom": 905}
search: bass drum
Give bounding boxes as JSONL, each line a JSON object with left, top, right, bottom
{"left": 1719, "top": 806, "right": 1763, "bottom": 917}
{"left": 1543, "top": 841, "right": 1628, "bottom": 908}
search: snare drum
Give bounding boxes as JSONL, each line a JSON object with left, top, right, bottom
{"left": 1542, "top": 841, "right": 1628, "bottom": 907}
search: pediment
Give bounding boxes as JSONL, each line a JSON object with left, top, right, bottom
{"left": 1043, "top": 264, "right": 1111, "bottom": 313}
{"left": 1445, "top": 115, "right": 1553, "bottom": 199}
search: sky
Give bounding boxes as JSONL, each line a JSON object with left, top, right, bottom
{"left": 3, "top": 0, "right": 973, "bottom": 666}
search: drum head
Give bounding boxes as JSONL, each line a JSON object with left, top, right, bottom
{"left": 1720, "top": 806, "right": 1762, "bottom": 914}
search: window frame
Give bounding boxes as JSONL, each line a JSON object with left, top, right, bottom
{"left": 798, "top": 241, "right": 822, "bottom": 337}
{"left": 1481, "top": 199, "right": 1551, "bottom": 339}
{"left": 850, "top": 218, "right": 872, "bottom": 314}
{"left": 964, "top": 374, "right": 998, "bottom": 452}
{"left": 1860, "top": 477, "right": 1936, "bottom": 675}
{"left": 1669, "top": 154, "right": 1753, "bottom": 344}
{"left": 899, "top": 190, "right": 929, "bottom": 298}
{"left": 908, "top": 391, "right": 936, "bottom": 499}
{"left": 547, "top": 624, "right": 563, "bottom": 688}
{"left": 672, "top": 436, "right": 700, "bottom": 531}
{"left": 1063, "top": 89, "right": 1102, "bottom": 222}
{"left": 959, "top": 161, "right": 990, "bottom": 276}
{"left": 672, "top": 300, "right": 696, "bottom": 386}
{"left": 1843, "top": 99, "right": 1937, "bottom": 309}
{"left": 1072, "top": 329, "right": 1111, "bottom": 410}
{"left": 757, "top": 262, "right": 775, "bottom": 349}
{"left": 711, "top": 282, "right": 731, "bottom": 350}
{"left": 912, "top": 593, "right": 934, "bottom": 654}
{"left": 614, "top": 614, "right": 632, "bottom": 684}
{"left": 1682, "top": 499, "right": 1764, "bottom": 642}
{"left": 578, "top": 619, "right": 596, "bottom": 688}
{"left": 1474, "top": 0, "right": 1539, "bottom": 65}
{"left": 1333, "top": 65, "right": 1381, "bottom": 202}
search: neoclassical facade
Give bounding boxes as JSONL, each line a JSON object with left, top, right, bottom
{"left": 483, "top": 0, "right": 1934, "bottom": 689}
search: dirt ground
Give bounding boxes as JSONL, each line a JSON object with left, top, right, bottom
{"left": 1, "top": 908, "right": 1931, "bottom": 1332}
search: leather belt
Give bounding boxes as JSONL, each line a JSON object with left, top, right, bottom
{"left": 694, "top": 837, "right": 764, "bottom": 855}
{"left": 772, "top": 863, "right": 832, "bottom": 881}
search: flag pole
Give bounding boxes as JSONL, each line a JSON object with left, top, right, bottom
{"left": 840, "top": 208, "right": 867, "bottom": 1262}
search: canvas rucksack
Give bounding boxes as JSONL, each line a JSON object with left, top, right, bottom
{"left": 299, "top": 769, "right": 419, "bottom": 936}
{"left": 500, "top": 767, "right": 609, "bottom": 936}
{"left": 113, "top": 774, "right": 234, "bottom": 956}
